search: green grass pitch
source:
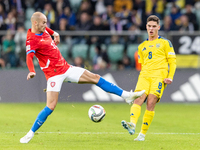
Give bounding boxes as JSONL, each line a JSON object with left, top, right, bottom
{"left": 0, "top": 102, "right": 200, "bottom": 150}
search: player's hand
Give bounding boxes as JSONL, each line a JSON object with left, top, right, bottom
{"left": 164, "top": 78, "right": 172, "bottom": 84}
{"left": 54, "top": 35, "right": 60, "bottom": 45}
{"left": 27, "top": 72, "right": 36, "bottom": 80}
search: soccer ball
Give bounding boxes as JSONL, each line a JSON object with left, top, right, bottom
{"left": 88, "top": 105, "right": 106, "bottom": 123}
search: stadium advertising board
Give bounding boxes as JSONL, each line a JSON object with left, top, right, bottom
{"left": 172, "top": 35, "right": 200, "bottom": 54}
{"left": 172, "top": 35, "right": 200, "bottom": 68}
{"left": 0, "top": 69, "right": 199, "bottom": 103}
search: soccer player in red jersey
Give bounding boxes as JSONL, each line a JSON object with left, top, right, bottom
{"left": 20, "top": 12, "right": 145, "bottom": 143}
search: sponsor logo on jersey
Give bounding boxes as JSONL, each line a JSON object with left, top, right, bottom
{"left": 130, "top": 113, "right": 134, "bottom": 116}
{"left": 156, "top": 90, "right": 161, "bottom": 93}
{"left": 149, "top": 45, "right": 154, "bottom": 47}
{"left": 50, "top": 82, "right": 56, "bottom": 87}
{"left": 142, "top": 47, "right": 146, "bottom": 51}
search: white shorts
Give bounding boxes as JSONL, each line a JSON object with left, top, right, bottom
{"left": 47, "top": 66, "right": 86, "bottom": 92}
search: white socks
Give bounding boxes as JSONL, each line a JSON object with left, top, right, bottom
{"left": 121, "top": 90, "right": 130, "bottom": 99}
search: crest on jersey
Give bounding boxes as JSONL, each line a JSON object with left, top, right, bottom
{"left": 50, "top": 82, "right": 56, "bottom": 87}
{"left": 156, "top": 43, "right": 160, "bottom": 48}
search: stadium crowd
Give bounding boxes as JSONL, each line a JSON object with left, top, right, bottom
{"left": 0, "top": 0, "right": 199, "bottom": 69}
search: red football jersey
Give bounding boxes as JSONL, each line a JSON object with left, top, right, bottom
{"left": 26, "top": 29, "right": 70, "bottom": 80}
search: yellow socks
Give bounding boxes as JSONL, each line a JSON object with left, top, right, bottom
{"left": 130, "top": 104, "right": 155, "bottom": 135}
{"left": 130, "top": 104, "right": 141, "bottom": 125}
{"left": 141, "top": 110, "right": 155, "bottom": 135}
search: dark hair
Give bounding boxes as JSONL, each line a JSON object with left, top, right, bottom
{"left": 147, "top": 15, "right": 160, "bottom": 25}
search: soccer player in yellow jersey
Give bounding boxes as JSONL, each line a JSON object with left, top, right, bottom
{"left": 121, "top": 15, "right": 176, "bottom": 141}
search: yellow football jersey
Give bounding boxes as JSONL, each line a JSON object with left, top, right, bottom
{"left": 138, "top": 36, "right": 176, "bottom": 79}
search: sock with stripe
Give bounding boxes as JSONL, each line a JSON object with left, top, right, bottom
{"left": 140, "top": 110, "right": 155, "bottom": 135}
{"left": 31, "top": 106, "right": 53, "bottom": 132}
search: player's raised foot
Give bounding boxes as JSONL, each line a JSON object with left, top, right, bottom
{"left": 20, "top": 130, "right": 34, "bottom": 143}
{"left": 121, "top": 120, "right": 135, "bottom": 135}
{"left": 134, "top": 133, "right": 145, "bottom": 141}
{"left": 125, "top": 90, "right": 145, "bottom": 104}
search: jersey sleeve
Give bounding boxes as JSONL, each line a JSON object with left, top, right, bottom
{"left": 26, "top": 52, "right": 35, "bottom": 73}
{"left": 26, "top": 40, "right": 37, "bottom": 55}
{"left": 167, "top": 58, "right": 176, "bottom": 80}
{"left": 45, "top": 27, "right": 54, "bottom": 35}
{"left": 165, "top": 40, "right": 176, "bottom": 59}
{"left": 26, "top": 39, "right": 37, "bottom": 73}
{"left": 138, "top": 44, "right": 144, "bottom": 64}
{"left": 164, "top": 40, "right": 176, "bottom": 80}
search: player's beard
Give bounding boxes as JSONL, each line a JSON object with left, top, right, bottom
{"left": 40, "top": 27, "right": 45, "bottom": 33}
{"left": 37, "top": 24, "right": 45, "bottom": 33}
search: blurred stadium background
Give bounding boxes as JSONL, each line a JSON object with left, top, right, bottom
{"left": 0, "top": 0, "right": 199, "bottom": 103}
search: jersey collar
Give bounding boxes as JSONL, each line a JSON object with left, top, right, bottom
{"left": 35, "top": 33, "right": 43, "bottom": 36}
{"left": 147, "top": 36, "right": 161, "bottom": 41}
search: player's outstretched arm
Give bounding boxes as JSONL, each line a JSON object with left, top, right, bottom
{"left": 53, "top": 33, "right": 60, "bottom": 45}
{"left": 46, "top": 27, "right": 60, "bottom": 45}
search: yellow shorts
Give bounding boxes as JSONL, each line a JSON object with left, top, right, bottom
{"left": 134, "top": 76, "right": 167, "bottom": 102}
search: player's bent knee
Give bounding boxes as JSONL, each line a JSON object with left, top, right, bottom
{"left": 134, "top": 96, "right": 146, "bottom": 106}
{"left": 87, "top": 73, "right": 100, "bottom": 84}
{"left": 47, "top": 104, "right": 56, "bottom": 110}
{"left": 94, "top": 74, "right": 101, "bottom": 82}
{"left": 147, "top": 102, "right": 156, "bottom": 111}
{"left": 79, "top": 71, "right": 100, "bottom": 84}
{"left": 47, "top": 100, "right": 58, "bottom": 110}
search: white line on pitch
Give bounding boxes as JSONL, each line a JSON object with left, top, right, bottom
{"left": 2, "top": 132, "right": 200, "bottom": 135}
